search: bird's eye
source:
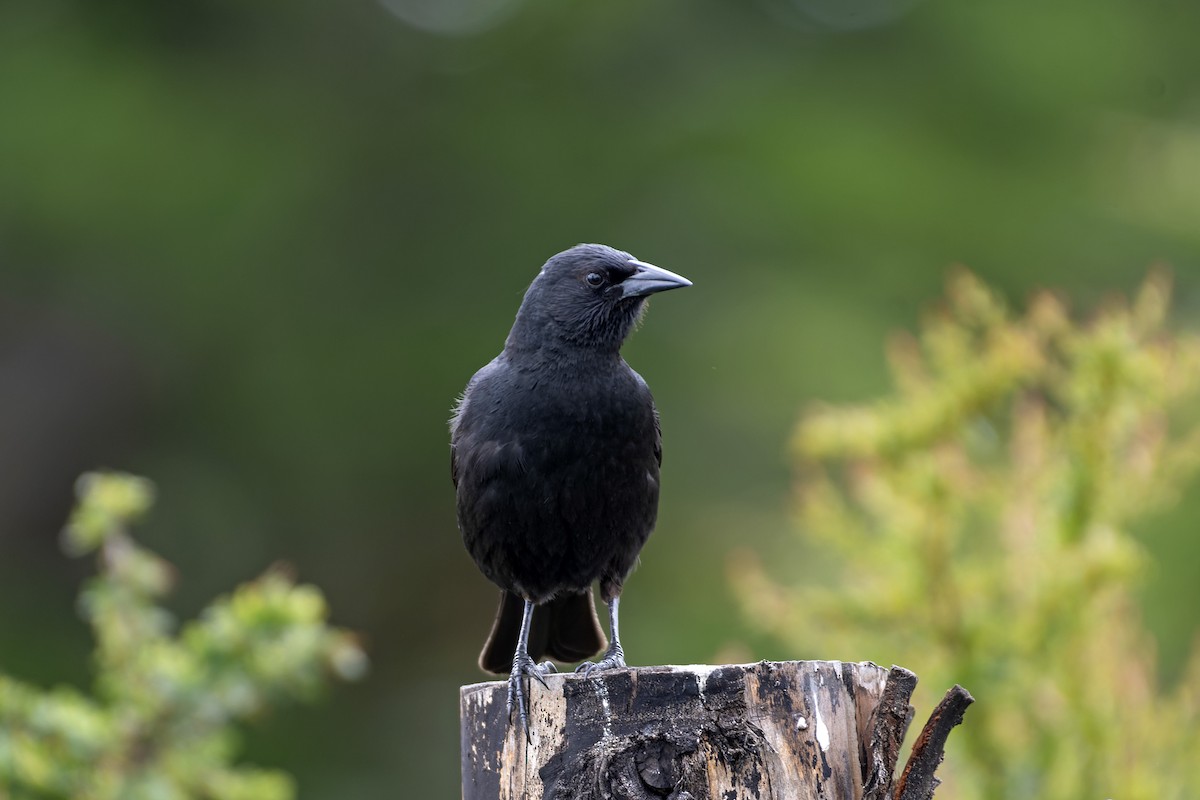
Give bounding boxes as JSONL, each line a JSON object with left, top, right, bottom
{"left": 585, "top": 272, "right": 605, "bottom": 287}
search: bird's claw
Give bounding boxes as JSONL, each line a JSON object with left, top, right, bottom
{"left": 575, "top": 645, "right": 626, "bottom": 678}
{"left": 506, "top": 656, "right": 556, "bottom": 737}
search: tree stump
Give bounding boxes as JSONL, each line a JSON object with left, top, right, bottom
{"left": 460, "top": 660, "right": 972, "bottom": 800}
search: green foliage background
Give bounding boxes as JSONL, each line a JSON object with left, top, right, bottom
{"left": 2, "top": 0, "right": 1199, "bottom": 796}
{"left": 734, "top": 271, "right": 1200, "bottom": 798}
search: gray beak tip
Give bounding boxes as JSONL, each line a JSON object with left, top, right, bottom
{"left": 622, "top": 258, "right": 692, "bottom": 298}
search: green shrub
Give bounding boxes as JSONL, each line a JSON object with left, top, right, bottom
{"left": 732, "top": 270, "right": 1200, "bottom": 799}
{"left": 0, "top": 473, "right": 367, "bottom": 800}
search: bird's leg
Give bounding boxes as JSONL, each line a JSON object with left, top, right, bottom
{"left": 507, "top": 598, "right": 556, "bottom": 737}
{"left": 576, "top": 595, "right": 627, "bottom": 677}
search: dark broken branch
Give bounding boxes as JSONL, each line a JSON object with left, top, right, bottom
{"left": 895, "top": 684, "right": 975, "bottom": 800}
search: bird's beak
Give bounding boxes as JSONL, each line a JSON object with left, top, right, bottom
{"left": 621, "top": 259, "right": 693, "bottom": 298}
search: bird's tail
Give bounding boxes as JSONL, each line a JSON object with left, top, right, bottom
{"left": 478, "top": 590, "right": 607, "bottom": 674}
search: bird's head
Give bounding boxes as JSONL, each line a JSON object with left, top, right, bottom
{"left": 508, "top": 244, "right": 692, "bottom": 353}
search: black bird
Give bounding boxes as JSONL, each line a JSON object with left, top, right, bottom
{"left": 450, "top": 243, "right": 691, "bottom": 731}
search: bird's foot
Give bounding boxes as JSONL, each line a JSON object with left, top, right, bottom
{"left": 507, "top": 655, "right": 556, "bottom": 737}
{"left": 575, "top": 643, "right": 626, "bottom": 678}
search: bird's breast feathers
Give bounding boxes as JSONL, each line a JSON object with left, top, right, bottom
{"left": 454, "top": 365, "right": 657, "bottom": 493}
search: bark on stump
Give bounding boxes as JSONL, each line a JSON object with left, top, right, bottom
{"left": 460, "top": 660, "right": 972, "bottom": 800}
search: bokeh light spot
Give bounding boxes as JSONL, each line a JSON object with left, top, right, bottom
{"left": 379, "top": 0, "right": 525, "bottom": 36}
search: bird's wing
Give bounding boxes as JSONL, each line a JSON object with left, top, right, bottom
{"left": 450, "top": 357, "right": 504, "bottom": 489}
{"left": 450, "top": 403, "right": 465, "bottom": 488}
{"left": 629, "top": 364, "right": 663, "bottom": 468}
{"left": 653, "top": 405, "right": 662, "bottom": 468}
{"left": 450, "top": 390, "right": 467, "bottom": 489}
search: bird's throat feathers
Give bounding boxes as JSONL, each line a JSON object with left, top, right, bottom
{"left": 505, "top": 280, "right": 648, "bottom": 356}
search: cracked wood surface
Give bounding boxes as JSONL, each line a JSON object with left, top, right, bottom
{"left": 461, "top": 660, "right": 932, "bottom": 800}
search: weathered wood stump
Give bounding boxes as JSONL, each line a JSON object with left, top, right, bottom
{"left": 460, "top": 660, "right": 972, "bottom": 800}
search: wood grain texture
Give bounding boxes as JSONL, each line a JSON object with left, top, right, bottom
{"left": 461, "top": 660, "right": 932, "bottom": 800}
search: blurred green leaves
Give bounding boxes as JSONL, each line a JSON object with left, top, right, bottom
{"left": 0, "top": 473, "right": 366, "bottom": 800}
{"left": 61, "top": 473, "right": 157, "bottom": 555}
{"left": 732, "top": 271, "right": 1200, "bottom": 799}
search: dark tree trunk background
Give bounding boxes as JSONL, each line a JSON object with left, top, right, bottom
{"left": 460, "top": 660, "right": 972, "bottom": 800}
